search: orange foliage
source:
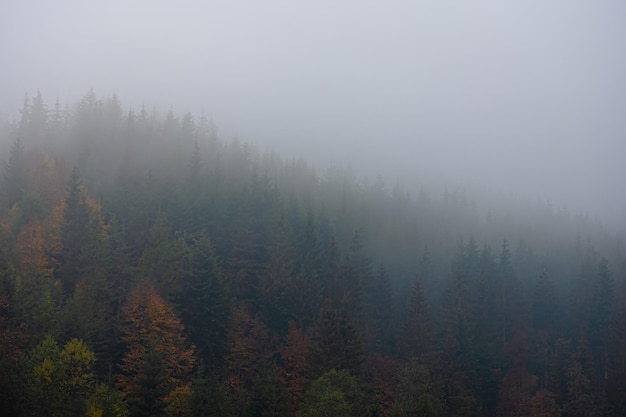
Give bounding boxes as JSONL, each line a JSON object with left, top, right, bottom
{"left": 225, "top": 302, "right": 272, "bottom": 384}
{"left": 80, "top": 186, "right": 109, "bottom": 240}
{"left": 278, "top": 321, "right": 309, "bottom": 414}
{"left": 118, "top": 285, "right": 195, "bottom": 408}
{"left": 367, "top": 353, "right": 398, "bottom": 416}
{"left": 497, "top": 365, "right": 538, "bottom": 417}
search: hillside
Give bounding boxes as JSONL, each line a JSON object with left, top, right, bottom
{"left": 1, "top": 91, "right": 624, "bottom": 417}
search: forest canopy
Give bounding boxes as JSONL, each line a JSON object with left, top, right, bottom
{"left": 0, "top": 91, "right": 624, "bottom": 417}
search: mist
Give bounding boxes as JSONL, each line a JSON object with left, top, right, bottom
{"left": 2, "top": 0, "right": 625, "bottom": 228}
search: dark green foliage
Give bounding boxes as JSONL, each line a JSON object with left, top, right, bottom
{"left": 57, "top": 166, "right": 94, "bottom": 294}
{"left": 337, "top": 230, "right": 373, "bottom": 335}
{"left": 0, "top": 92, "right": 624, "bottom": 417}
{"left": 307, "top": 305, "right": 365, "bottom": 380}
{"left": 531, "top": 269, "right": 560, "bottom": 334}
{"left": 2, "top": 136, "right": 26, "bottom": 209}
{"left": 178, "top": 231, "right": 230, "bottom": 364}
{"left": 607, "top": 275, "right": 626, "bottom": 416}
{"left": 371, "top": 263, "right": 396, "bottom": 354}
{"left": 400, "top": 274, "right": 432, "bottom": 360}
{"left": 547, "top": 338, "right": 572, "bottom": 405}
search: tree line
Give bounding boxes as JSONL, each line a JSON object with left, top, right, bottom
{"left": 0, "top": 90, "right": 624, "bottom": 416}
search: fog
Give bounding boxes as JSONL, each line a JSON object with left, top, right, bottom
{"left": 2, "top": 0, "right": 625, "bottom": 228}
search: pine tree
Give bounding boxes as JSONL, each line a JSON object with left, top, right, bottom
{"left": 57, "top": 166, "right": 92, "bottom": 293}
{"left": 531, "top": 269, "right": 560, "bottom": 335}
{"left": 338, "top": 230, "right": 372, "bottom": 330}
{"left": 400, "top": 274, "right": 432, "bottom": 361}
{"left": 607, "top": 274, "right": 626, "bottom": 415}
{"left": 547, "top": 338, "right": 571, "bottom": 406}
{"left": 371, "top": 262, "right": 396, "bottom": 354}
{"left": 587, "top": 258, "right": 612, "bottom": 391}
{"left": 307, "top": 304, "right": 365, "bottom": 380}
{"left": 392, "top": 358, "right": 446, "bottom": 417}
{"left": 178, "top": 231, "right": 229, "bottom": 364}
{"left": 2, "top": 137, "right": 26, "bottom": 209}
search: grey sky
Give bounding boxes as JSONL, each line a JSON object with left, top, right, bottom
{"left": 1, "top": 0, "right": 625, "bottom": 227}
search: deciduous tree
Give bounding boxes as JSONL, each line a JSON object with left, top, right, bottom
{"left": 118, "top": 285, "right": 195, "bottom": 417}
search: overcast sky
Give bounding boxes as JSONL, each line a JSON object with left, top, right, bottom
{"left": 1, "top": 0, "right": 625, "bottom": 227}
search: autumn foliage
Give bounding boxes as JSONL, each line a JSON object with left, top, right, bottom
{"left": 118, "top": 285, "right": 195, "bottom": 416}
{"left": 1, "top": 92, "right": 626, "bottom": 417}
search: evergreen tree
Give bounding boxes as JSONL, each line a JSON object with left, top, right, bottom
{"left": 2, "top": 136, "right": 26, "bottom": 209}
{"left": 57, "top": 166, "right": 92, "bottom": 293}
{"left": 391, "top": 358, "right": 446, "bottom": 417}
{"left": 307, "top": 304, "right": 365, "bottom": 380}
{"left": 587, "top": 258, "right": 613, "bottom": 391}
{"left": 371, "top": 262, "right": 396, "bottom": 354}
{"left": 400, "top": 274, "right": 432, "bottom": 361}
{"left": 531, "top": 269, "right": 561, "bottom": 335}
{"left": 178, "top": 231, "right": 229, "bottom": 364}
{"left": 607, "top": 275, "right": 626, "bottom": 415}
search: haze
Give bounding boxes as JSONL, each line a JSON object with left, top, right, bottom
{"left": 2, "top": 0, "right": 625, "bottom": 228}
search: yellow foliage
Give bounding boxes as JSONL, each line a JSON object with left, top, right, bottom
{"left": 33, "top": 357, "right": 55, "bottom": 383}
{"left": 60, "top": 338, "right": 96, "bottom": 393}
{"left": 164, "top": 384, "right": 193, "bottom": 417}
{"left": 85, "top": 406, "right": 103, "bottom": 417}
{"left": 85, "top": 383, "right": 129, "bottom": 417}
{"left": 16, "top": 218, "right": 54, "bottom": 278}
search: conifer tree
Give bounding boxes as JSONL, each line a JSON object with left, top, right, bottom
{"left": 2, "top": 136, "right": 26, "bottom": 209}
{"left": 279, "top": 321, "right": 310, "bottom": 415}
{"left": 57, "top": 166, "right": 92, "bottom": 293}
{"left": 392, "top": 358, "right": 446, "bottom": 417}
{"left": 371, "top": 262, "right": 396, "bottom": 354}
{"left": 607, "top": 275, "right": 626, "bottom": 415}
{"left": 178, "top": 231, "right": 229, "bottom": 364}
{"left": 307, "top": 304, "right": 365, "bottom": 380}
{"left": 118, "top": 285, "right": 195, "bottom": 417}
{"left": 400, "top": 274, "right": 432, "bottom": 361}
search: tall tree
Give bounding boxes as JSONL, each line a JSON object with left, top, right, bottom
{"left": 178, "top": 231, "right": 229, "bottom": 364}
{"left": 307, "top": 304, "right": 365, "bottom": 380}
{"left": 56, "top": 166, "right": 94, "bottom": 293}
{"left": 278, "top": 321, "right": 310, "bottom": 416}
{"left": 607, "top": 274, "right": 626, "bottom": 415}
{"left": 118, "top": 285, "right": 195, "bottom": 417}
{"left": 2, "top": 137, "right": 26, "bottom": 209}
{"left": 24, "top": 335, "right": 96, "bottom": 417}
{"left": 400, "top": 274, "right": 432, "bottom": 361}
{"left": 392, "top": 358, "right": 446, "bottom": 417}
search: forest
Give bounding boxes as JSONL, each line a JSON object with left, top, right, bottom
{"left": 0, "top": 90, "right": 625, "bottom": 417}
